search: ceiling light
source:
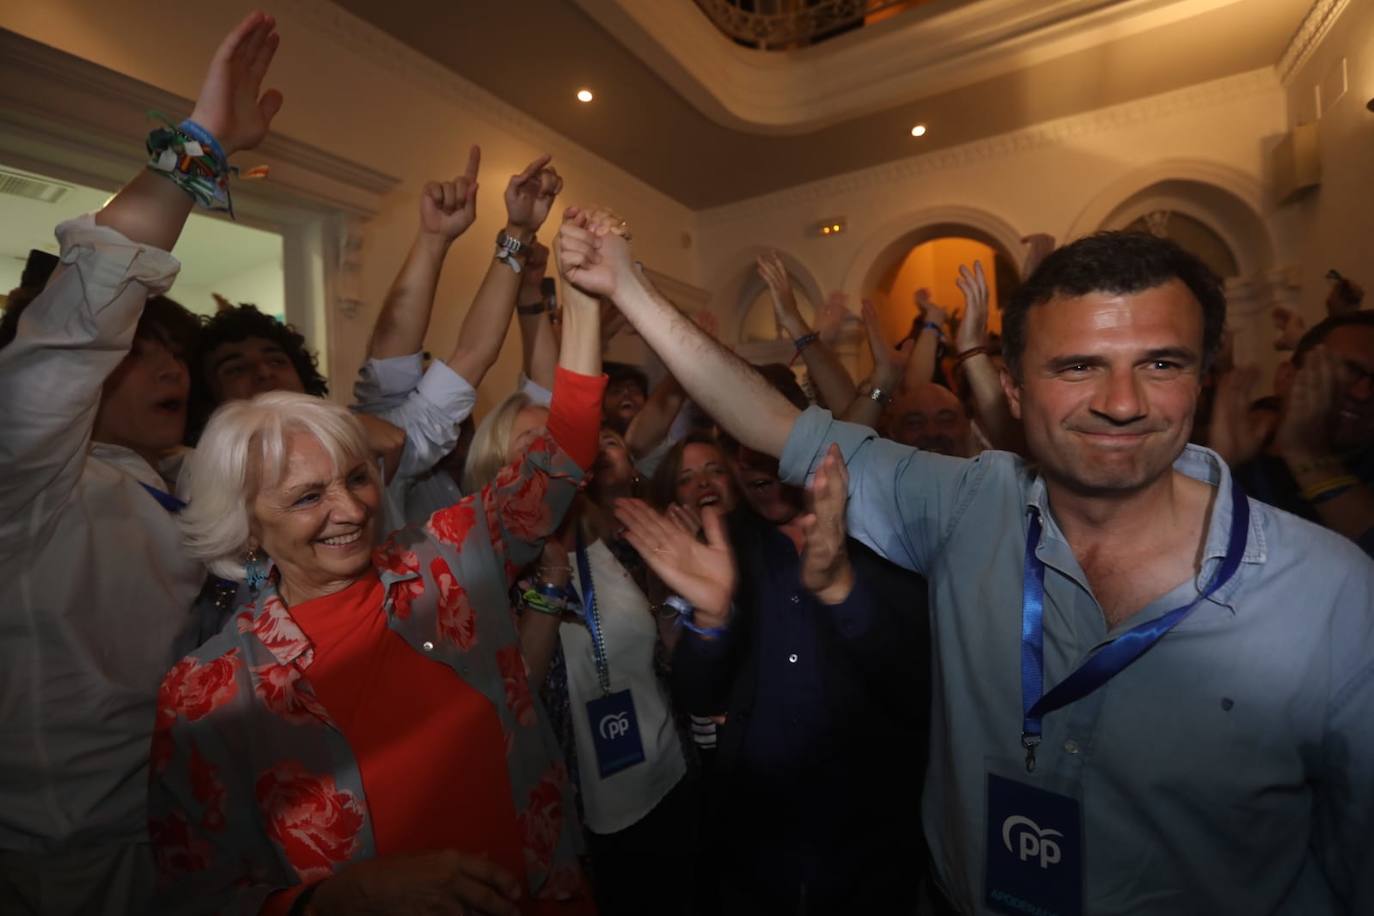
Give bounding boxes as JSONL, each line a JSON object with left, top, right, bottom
{"left": 910, "top": 124, "right": 927, "bottom": 137}
{"left": 813, "top": 217, "right": 846, "bottom": 237}
{"left": 577, "top": 88, "right": 594, "bottom": 103}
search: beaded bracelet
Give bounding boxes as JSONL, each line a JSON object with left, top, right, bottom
{"left": 793, "top": 332, "right": 819, "bottom": 353}
{"left": 145, "top": 116, "right": 234, "bottom": 213}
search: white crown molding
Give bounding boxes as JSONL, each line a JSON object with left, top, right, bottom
{"left": 1276, "top": 0, "right": 1350, "bottom": 85}
{"left": 271, "top": 0, "right": 693, "bottom": 215}
{"left": 0, "top": 27, "right": 400, "bottom": 218}
{"left": 574, "top": 0, "right": 1249, "bottom": 134}
{"left": 698, "top": 67, "right": 1280, "bottom": 227}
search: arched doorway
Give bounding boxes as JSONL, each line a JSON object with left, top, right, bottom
{"left": 857, "top": 222, "right": 1021, "bottom": 382}
{"left": 1072, "top": 164, "right": 1287, "bottom": 383}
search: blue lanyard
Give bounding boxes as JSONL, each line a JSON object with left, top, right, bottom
{"left": 574, "top": 527, "right": 612, "bottom": 696}
{"left": 1019, "top": 479, "right": 1248, "bottom": 772}
{"left": 140, "top": 482, "right": 187, "bottom": 513}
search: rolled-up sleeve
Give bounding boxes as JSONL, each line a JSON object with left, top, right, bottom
{"left": 353, "top": 352, "right": 425, "bottom": 409}
{"left": 0, "top": 215, "right": 179, "bottom": 538}
{"left": 362, "top": 361, "right": 477, "bottom": 480}
{"left": 779, "top": 405, "right": 984, "bottom": 575}
{"left": 519, "top": 373, "right": 553, "bottom": 408}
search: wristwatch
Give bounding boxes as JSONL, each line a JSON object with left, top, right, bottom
{"left": 495, "top": 230, "right": 528, "bottom": 274}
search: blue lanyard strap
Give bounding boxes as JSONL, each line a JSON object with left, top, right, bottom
{"left": 1019, "top": 479, "right": 1249, "bottom": 772}
{"left": 574, "top": 527, "right": 612, "bottom": 696}
{"left": 140, "top": 482, "right": 187, "bottom": 513}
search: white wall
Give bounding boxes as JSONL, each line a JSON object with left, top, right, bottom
{"left": 176, "top": 259, "right": 287, "bottom": 319}
{"left": 698, "top": 67, "right": 1289, "bottom": 294}
{"left": 692, "top": 68, "right": 1297, "bottom": 380}
{"left": 0, "top": 0, "right": 700, "bottom": 413}
{"left": 1283, "top": 0, "right": 1374, "bottom": 318}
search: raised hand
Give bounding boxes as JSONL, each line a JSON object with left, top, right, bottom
{"left": 188, "top": 11, "right": 284, "bottom": 156}
{"left": 505, "top": 154, "right": 562, "bottom": 234}
{"left": 555, "top": 206, "right": 634, "bottom": 300}
{"left": 800, "top": 444, "right": 854, "bottom": 603}
{"left": 419, "top": 145, "right": 480, "bottom": 242}
{"left": 862, "top": 299, "right": 913, "bottom": 389}
{"left": 614, "top": 498, "right": 735, "bottom": 622}
{"left": 311, "top": 850, "right": 522, "bottom": 916}
{"left": 915, "top": 288, "right": 948, "bottom": 328}
{"left": 757, "top": 252, "right": 813, "bottom": 342}
{"left": 1208, "top": 365, "right": 1275, "bottom": 467}
{"left": 815, "top": 291, "right": 853, "bottom": 345}
{"left": 1276, "top": 345, "right": 1343, "bottom": 460}
{"left": 954, "top": 262, "right": 990, "bottom": 354}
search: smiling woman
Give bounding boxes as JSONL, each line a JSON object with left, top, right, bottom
{"left": 155, "top": 370, "right": 607, "bottom": 913}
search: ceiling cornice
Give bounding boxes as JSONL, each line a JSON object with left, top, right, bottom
{"left": 574, "top": 0, "right": 1254, "bottom": 134}
{"left": 273, "top": 0, "right": 695, "bottom": 212}
{"left": 1276, "top": 0, "right": 1350, "bottom": 85}
{"left": 698, "top": 66, "right": 1280, "bottom": 225}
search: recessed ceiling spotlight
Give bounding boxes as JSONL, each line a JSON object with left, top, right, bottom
{"left": 911, "top": 124, "right": 927, "bottom": 137}
{"left": 577, "top": 88, "right": 594, "bottom": 103}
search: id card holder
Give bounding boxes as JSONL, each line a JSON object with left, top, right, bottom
{"left": 586, "top": 688, "right": 646, "bottom": 779}
{"left": 984, "top": 759, "right": 1083, "bottom": 916}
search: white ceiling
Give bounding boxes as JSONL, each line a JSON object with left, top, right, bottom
{"left": 0, "top": 162, "right": 282, "bottom": 296}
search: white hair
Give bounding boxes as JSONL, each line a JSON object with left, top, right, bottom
{"left": 177, "top": 391, "right": 374, "bottom": 580}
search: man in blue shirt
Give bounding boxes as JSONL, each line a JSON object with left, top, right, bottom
{"left": 555, "top": 217, "right": 1374, "bottom": 915}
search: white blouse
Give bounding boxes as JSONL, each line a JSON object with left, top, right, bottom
{"left": 562, "top": 540, "right": 686, "bottom": 834}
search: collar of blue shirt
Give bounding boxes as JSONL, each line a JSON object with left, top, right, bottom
{"left": 1023, "top": 443, "right": 1268, "bottom": 616}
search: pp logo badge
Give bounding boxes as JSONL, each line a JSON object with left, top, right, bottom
{"left": 1002, "top": 815, "right": 1062, "bottom": 869}
{"left": 599, "top": 711, "right": 630, "bottom": 741}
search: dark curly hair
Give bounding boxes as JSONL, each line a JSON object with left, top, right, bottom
{"left": 188, "top": 303, "right": 328, "bottom": 442}
{"left": 1002, "top": 231, "right": 1226, "bottom": 380}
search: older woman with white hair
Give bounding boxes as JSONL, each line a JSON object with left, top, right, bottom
{"left": 148, "top": 210, "right": 610, "bottom": 916}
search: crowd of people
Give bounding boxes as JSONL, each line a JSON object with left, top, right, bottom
{"left": 1, "top": 11, "right": 1371, "bottom": 916}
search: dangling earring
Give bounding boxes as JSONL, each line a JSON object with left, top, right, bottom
{"left": 244, "top": 548, "right": 267, "bottom": 592}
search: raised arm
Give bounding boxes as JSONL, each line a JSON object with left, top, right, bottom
{"left": 841, "top": 299, "right": 913, "bottom": 428}
{"left": 0, "top": 11, "right": 282, "bottom": 524}
{"left": 435, "top": 208, "right": 605, "bottom": 583}
{"left": 954, "top": 262, "right": 1024, "bottom": 453}
{"left": 556, "top": 210, "right": 799, "bottom": 457}
{"left": 445, "top": 156, "right": 562, "bottom": 386}
{"left": 625, "top": 372, "right": 687, "bottom": 459}
{"left": 900, "top": 289, "right": 944, "bottom": 393}
{"left": 515, "top": 243, "right": 559, "bottom": 391}
{"left": 96, "top": 13, "right": 281, "bottom": 248}
{"left": 757, "top": 252, "right": 855, "bottom": 410}
{"left": 366, "top": 147, "right": 481, "bottom": 361}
